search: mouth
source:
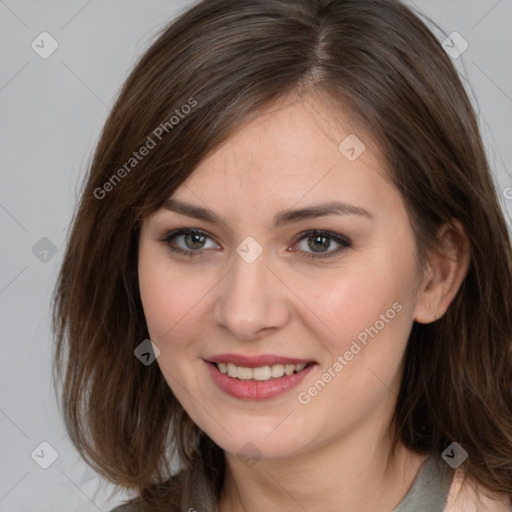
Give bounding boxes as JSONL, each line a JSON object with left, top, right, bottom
{"left": 210, "top": 361, "right": 313, "bottom": 381}
{"left": 204, "top": 358, "right": 317, "bottom": 400}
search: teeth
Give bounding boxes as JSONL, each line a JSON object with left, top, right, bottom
{"left": 270, "top": 364, "right": 285, "bottom": 378}
{"left": 284, "top": 364, "right": 295, "bottom": 376}
{"left": 237, "top": 366, "right": 253, "bottom": 380}
{"left": 216, "top": 362, "right": 308, "bottom": 381}
{"left": 253, "top": 366, "right": 271, "bottom": 380}
{"left": 227, "top": 363, "right": 237, "bottom": 378}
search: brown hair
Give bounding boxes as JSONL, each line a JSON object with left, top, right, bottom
{"left": 52, "top": 0, "right": 512, "bottom": 509}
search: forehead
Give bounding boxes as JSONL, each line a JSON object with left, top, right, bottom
{"left": 167, "top": 95, "right": 402, "bottom": 224}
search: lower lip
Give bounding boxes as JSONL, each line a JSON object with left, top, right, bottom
{"left": 205, "top": 361, "right": 316, "bottom": 400}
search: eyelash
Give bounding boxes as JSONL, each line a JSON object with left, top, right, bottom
{"left": 158, "top": 228, "right": 351, "bottom": 260}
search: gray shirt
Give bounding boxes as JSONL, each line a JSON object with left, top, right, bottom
{"left": 392, "top": 455, "right": 454, "bottom": 512}
{"left": 109, "top": 455, "right": 454, "bottom": 512}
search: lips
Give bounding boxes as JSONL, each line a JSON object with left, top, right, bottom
{"left": 205, "top": 353, "right": 315, "bottom": 367}
{"left": 204, "top": 354, "right": 317, "bottom": 400}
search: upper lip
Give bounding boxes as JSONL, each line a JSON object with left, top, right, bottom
{"left": 205, "top": 354, "right": 316, "bottom": 368}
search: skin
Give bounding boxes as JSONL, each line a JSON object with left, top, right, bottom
{"left": 138, "top": 93, "right": 471, "bottom": 512}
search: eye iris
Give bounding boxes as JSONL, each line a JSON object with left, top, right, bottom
{"left": 185, "top": 233, "right": 206, "bottom": 250}
{"left": 308, "top": 235, "right": 330, "bottom": 252}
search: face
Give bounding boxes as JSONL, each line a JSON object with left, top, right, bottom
{"left": 138, "top": 94, "right": 423, "bottom": 461}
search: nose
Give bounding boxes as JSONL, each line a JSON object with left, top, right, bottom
{"left": 213, "top": 248, "right": 290, "bottom": 341}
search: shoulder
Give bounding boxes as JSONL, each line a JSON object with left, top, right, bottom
{"left": 444, "top": 469, "right": 512, "bottom": 512}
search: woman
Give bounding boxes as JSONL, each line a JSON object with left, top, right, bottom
{"left": 52, "top": 0, "right": 512, "bottom": 510}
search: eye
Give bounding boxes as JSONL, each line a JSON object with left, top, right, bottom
{"left": 158, "top": 228, "right": 219, "bottom": 257}
{"left": 292, "top": 229, "right": 351, "bottom": 259}
{"left": 158, "top": 228, "right": 351, "bottom": 259}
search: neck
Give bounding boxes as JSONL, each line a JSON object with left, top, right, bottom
{"left": 218, "top": 421, "right": 427, "bottom": 512}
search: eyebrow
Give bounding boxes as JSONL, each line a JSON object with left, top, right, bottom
{"left": 161, "top": 198, "right": 375, "bottom": 230}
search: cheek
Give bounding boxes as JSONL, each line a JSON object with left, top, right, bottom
{"left": 138, "top": 247, "right": 193, "bottom": 345}
{"left": 138, "top": 269, "right": 177, "bottom": 341}
{"left": 138, "top": 249, "right": 219, "bottom": 358}
{"left": 301, "top": 267, "right": 403, "bottom": 345}
{"left": 302, "top": 246, "right": 417, "bottom": 368}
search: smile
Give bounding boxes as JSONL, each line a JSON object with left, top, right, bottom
{"left": 205, "top": 360, "right": 316, "bottom": 400}
{"left": 216, "top": 362, "right": 308, "bottom": 381}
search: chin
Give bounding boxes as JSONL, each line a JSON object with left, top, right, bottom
{"left": 199, "top": 414, "right": 315, "bottom": 462}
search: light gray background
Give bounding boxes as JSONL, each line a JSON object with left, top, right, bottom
{"left": 0, "top": 1, "right": 511, "bottom": 511}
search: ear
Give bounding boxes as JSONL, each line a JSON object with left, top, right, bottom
{"left": 413, "top": 219, "right": 471, "bottom": 324}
